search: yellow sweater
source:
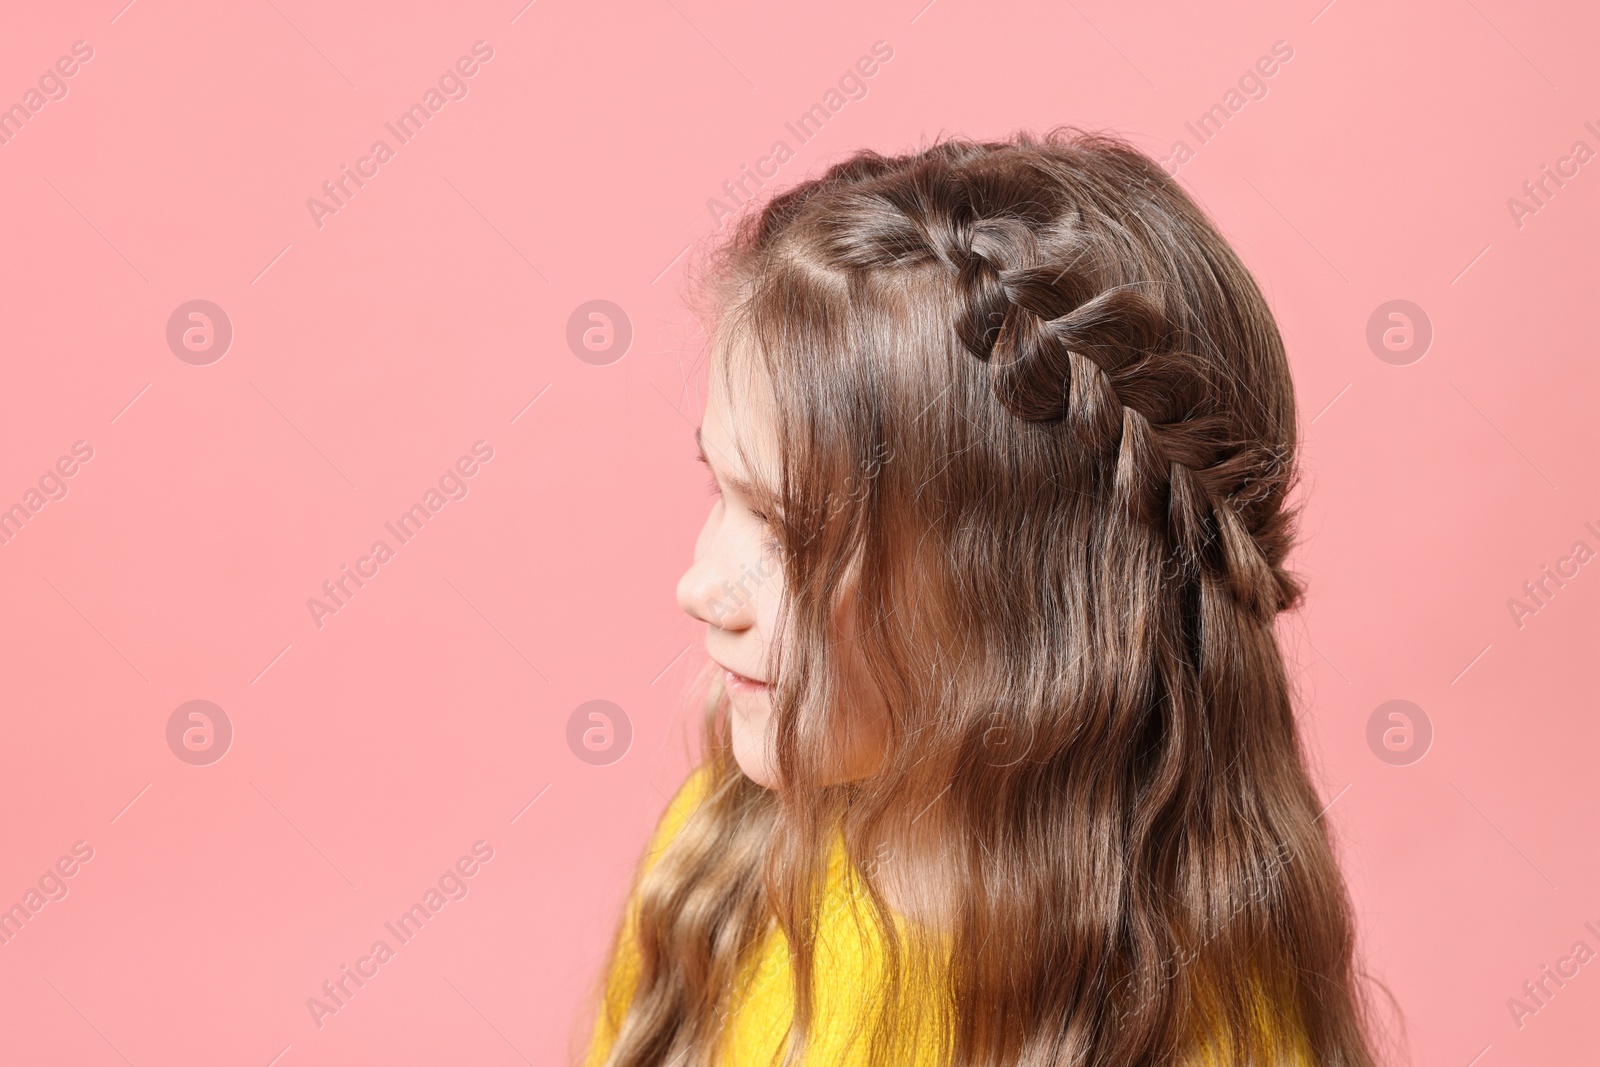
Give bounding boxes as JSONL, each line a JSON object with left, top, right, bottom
{"left": 583, "top": 765, "right": 946, "bottom": 1066}
{"left": 583, "top": 767, "right": 1308, "bottom": 1067}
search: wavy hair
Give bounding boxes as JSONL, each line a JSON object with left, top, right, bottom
{"left": 589, "top": 127, "right": 1387, "bottom": 1067}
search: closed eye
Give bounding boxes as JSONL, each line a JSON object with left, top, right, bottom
{"left": 696, "top": 440, "right": 782, "bottom": 552}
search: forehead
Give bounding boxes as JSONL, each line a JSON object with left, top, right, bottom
{"left": 701, "top": 332, "right": 778, "bottom": 473}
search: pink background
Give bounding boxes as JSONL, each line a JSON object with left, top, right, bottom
{"left": 0, "top": 0, "right": 1594, "bottom": 1063}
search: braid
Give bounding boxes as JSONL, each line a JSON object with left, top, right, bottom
{"left": 837, "top": 151, "right": 1302, "bottom": 621}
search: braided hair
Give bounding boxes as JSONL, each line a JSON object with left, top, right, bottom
{"left": 759, "top": 133, "right": 1301, "bottom": 623}
{"left": 600, "top": 128, "right": 1386, "bottom": 1067}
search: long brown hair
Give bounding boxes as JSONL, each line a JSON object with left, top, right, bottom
{"left": 590, "top": 127, "right": 1387, "bottom": 1067}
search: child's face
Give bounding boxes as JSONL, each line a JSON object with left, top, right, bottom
{"left": 677, "top": 356, "right": 784, "bottom": 786}
{"left": 676, "top": 352, "right": 887, "bottom": 789}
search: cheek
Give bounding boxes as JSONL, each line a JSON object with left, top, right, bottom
{"left": 753, "top": 570, "right": 782, "bottom": 642}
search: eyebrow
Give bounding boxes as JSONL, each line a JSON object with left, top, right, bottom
{"left": 695, "top": 425, "right": 763, "bottom": 500}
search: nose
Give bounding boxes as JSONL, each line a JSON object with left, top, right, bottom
{"left": 676, "top": 531, "right": 755, "bottom": 631}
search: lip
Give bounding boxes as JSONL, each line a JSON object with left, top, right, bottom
{"left": 715, "top": 661, "right": 770, "bottom": 694}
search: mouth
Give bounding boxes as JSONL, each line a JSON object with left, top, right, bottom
{"left": 717, "top": 662, "right": 770, "bottom": 695}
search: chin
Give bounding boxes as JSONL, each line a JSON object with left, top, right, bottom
{"left": 732, "top": 736, "right": 779, "bottom": 789}
{"left": 729, "top": 704, "right": 779, "bottom": 788}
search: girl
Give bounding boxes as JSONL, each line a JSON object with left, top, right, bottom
{"left": 580, "top": 128, "right": 1386, "bottom": 1066}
